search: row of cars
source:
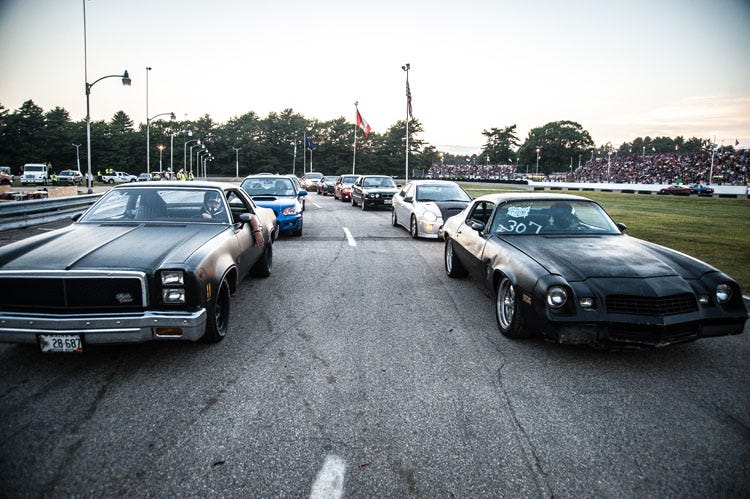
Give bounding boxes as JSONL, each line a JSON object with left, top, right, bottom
{"left": 0, "top": 173, "right": 745, "bottom": 352}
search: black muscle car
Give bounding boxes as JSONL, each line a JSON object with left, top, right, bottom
{"left": 442, "top": 193, "right": 747, "bottom": 348}
{"left": 0, "top": 181, "right": 277, "bottom": 352}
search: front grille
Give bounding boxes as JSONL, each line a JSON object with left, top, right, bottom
{"left": 0, "top": 272, "right": 147, "bottom": 312}
{"left": 605, "top": 293, "right": 697, "bottom": 316}
{"left": 607, "top": 322, "right": 699, "bottom": 346}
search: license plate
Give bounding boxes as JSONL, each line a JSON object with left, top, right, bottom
{"left": 39, "top": 334, "right": 83, "bottom": 353}
{"left": 384, "top": 199, "right": 392, "bottom": 205}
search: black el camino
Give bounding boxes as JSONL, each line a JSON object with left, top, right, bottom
{"left": 442, "top": 193, "right": 747, "bottom": 348}
{"left": 0, "top": 181, "right": 277, "bottom": 352}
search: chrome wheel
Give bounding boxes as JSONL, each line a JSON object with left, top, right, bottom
{"left": 497, "top": 278, "right": 515, "bottom": 330}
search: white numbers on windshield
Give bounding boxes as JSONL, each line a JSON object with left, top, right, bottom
{"left": 497, "top": 219, "right": 543, "bottom": 234}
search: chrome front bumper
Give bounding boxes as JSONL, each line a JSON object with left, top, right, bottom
{"left": 0, "top": 309, "right": 207, "bottom": 345}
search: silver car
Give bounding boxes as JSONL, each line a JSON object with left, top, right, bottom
{"left": 391, "top": 180, "right": 472, "bottom": 239}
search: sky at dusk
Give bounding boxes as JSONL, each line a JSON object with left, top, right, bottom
{"left": 1, "top": 0, "right": 748, "bottom": 154}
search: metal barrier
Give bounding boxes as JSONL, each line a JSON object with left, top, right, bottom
{"left": 0, "top": 194, "right": 102, "bottom": 231}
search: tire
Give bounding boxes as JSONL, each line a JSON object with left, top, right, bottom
{"left": 391, "top": 208, "right": 398, "bottom": 227}
{"left": 352, "top": 196, "right": 358, "bottom": 207}
{"left": 108, "top": 179, "right": 115, "bottom": 184}
{"left": 250, "top": 241, "right": 273, "bottom": 276}
{"left": 496, "top": 277, "right": 531, "bottom": 339}
{"left": 444, "top": 238, "right": 467, "bottom": 278}
{"left": 410, "top": 216, "right": 419, "bottom": 239}
{"left": 361, "top": 199, "right": 368, "bottom": 211}
{"left": 202, "top": 279, "right": 230, "bottom": 343}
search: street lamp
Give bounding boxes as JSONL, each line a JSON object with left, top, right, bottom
{"left": 72, "top": 144, "right": 81, "bottom": 172}
{"left": 83, "top": 0, "right": 130, "bottom": 192}
{"left": 158, "top": 145, "right": 165, "bottom": 172}
{"left": 233, "top": 146, "right": 241, "bottom": 178}
{"left": 146, "top": 111, "right": 175, "bottom": 175}
{"left": 402, "top": 62, "right": 411, "bottom": 183}
{"left": 535, "top": 147, "right": 540, "bottom": 175}
{"left": 188, "top": 141, "right": 202, "bottom": 176}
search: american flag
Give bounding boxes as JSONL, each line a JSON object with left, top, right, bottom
{"left": 406, "top": 80, "right": 413, "bottom": 119}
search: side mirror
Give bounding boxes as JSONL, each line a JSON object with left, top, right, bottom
{"left": 616, "top": 222, "right": 627, "bottom": 233}
{"left": 298, "top": 189, "right": 308, "bottom": 197}
{"left": 239, "top": 213, "right": 253, "bottom": 225}
{"left": 403, "top": 196, "right": 413, "bottom": 203}
{"left": 468, "top": 220, "right": 485, "bottom": 232}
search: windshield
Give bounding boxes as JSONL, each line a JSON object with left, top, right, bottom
{"left": 416, "top": 184, "right": 471, "bottom": 202}
{"left": 241, "top": 177, "right": 296, "bottom": 196}
{"left": 341, "top": 176, "right": 358, "bottom": 184}
{"left": 305, "top": 173, "right": 323, "bottom": 180}
{"left": 79, "top": 187, "right": 231, "bottom": 224}
{"left": 363, "top": 177, "right": 396, "bottom": 188}
{"left": 489, "top": 199, "right": 621, "bottom": 236}
{"left": 24, "top": 166, "right": 45, "bottom": 172}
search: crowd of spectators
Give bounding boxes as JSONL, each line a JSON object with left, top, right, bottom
{"left": 426, "top": 149, "right": 749, "bottom": 185}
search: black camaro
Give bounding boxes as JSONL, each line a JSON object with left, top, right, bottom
{"left": 442, "top": 193, "right": 747, "bottom": 348}
{"left": 0, "top": 182, "right": 277, "bottom": 352}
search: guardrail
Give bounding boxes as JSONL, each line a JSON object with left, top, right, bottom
{"left": 0, "top": 194, "right": 101, "bottom": 231}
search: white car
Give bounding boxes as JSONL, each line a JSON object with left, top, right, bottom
{"left": 102, "top": 171, "right": 138, "bottom": 183}
{"left": 391, "top": 180, "right": 472, "bottom": 239}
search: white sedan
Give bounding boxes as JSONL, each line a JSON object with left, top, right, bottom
{"left": 391, "top": 180, "right": 472, "bottom": 239}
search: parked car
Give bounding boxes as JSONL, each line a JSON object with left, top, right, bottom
{"left": 138, "top": 172, "right": 150, "bottom": 181}
{"left": 442, "top": 193, "right": 747, "bottom": 348}
{"left": 334, "top": 174, "right": 359, "bottom": 202}
{"left": 0, "top": 166, "right": 13, "bottom": 185}
{"left": 690, "top": 183, "right": 715, "bottom": 196}
{"left": 57, "top": 169, "right": 84, "bottom": 186}
{"left": 240, "top": 175, "right": 307, "bottom": 236}
{"left": 391, "top": 180, "right": 472, "bottom": 239}
{"left": 317, "top": 175, "right": 339, "bottom": 195}
{"left": 351, "top": 175, "right": 399, "bottom": 210}
{"left": 102, "top": 171, "right": 138, "bottom": 183}
{"left": 658, "top": 184, "right": 693, "bottom": 195}
{"left": 301, "top": 172, "right": 324, "bottom": 191}
{"left": 0, "top": 182, "right": 276, "bottom": 351}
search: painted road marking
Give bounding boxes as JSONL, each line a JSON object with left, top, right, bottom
{"left": 310, "top": 455, "right": 346, "bottom": 499}
{"left": 343, "top": 227, "right": 356, "bottom": 247}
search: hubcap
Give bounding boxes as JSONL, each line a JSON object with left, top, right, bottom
{"left": 497, "top": 279, "right": 515, "bottom": 329}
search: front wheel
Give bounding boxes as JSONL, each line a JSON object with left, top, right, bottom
{"left": 444, "top": 239, "right": 467, "bottom": 278}
{"left": 250, "top": 241, "right": 273, "bottom": 277}
{"left": 496, "top": 277, "right": 530, "bottom": 339}
{"left": 202, "top": 279, "right": 230, "bottom": 343}
{"left": 351, "top": 196, "right": 358, "bottom": 207}
{"left": 410, "top": 216, "right": 419, "bottom": 239}
{"left": 391, "top": 209, "right": 398, "bottom": 227}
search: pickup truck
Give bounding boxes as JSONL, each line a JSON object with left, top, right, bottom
{"left": 101, "top": 171, "right": 137, "bottom": 183}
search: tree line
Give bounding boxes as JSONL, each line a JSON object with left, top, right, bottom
{"left": 0, "top": 100, "right": 716, "bottom": 177}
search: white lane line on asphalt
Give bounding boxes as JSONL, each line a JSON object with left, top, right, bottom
{"left": 343, "top": 227, "right": 357, "bottom": 247}
{"left": 311, "top": 202, "right": 322, "bottom": 208}
{"left": 310, "top": 455, "right": 346, "bottom": 499}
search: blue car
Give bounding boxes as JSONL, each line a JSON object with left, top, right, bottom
{"left": 240, "top": 175, "right": 307, "bottom": 236}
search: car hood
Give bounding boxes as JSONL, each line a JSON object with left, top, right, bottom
{"left": 0, "top": 223, "right": 227, "bottom": 272}
{"left": 422, "top": 201, "right": 470, "bottom": 220}
{"left": 251, "top": 196, "right": 299, "bottom": 210}
{"left": 502, "top": 234, "right": 711, "bottom": 282}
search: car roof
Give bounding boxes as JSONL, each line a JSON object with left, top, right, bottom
{"left": 113, "top": 180, "right": 238, "bottom": 190}
{"left": 472, "top": 192, "right": 593, "bottom": 204}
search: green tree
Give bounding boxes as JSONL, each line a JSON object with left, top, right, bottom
{"left": 480, "top": 125, "right": 520, "bottom": 164}
{"left": 518, "top": 120, "right": 594, "bottom": 174}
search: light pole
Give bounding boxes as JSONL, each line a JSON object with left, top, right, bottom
{"left": 535, "top": 147, "right": 540, "bottom": 175}
{"left": 146, "top": 111, "right": 175, "bottom": 174}
{"left": 233, "top": 146, "right": 241, "bottom": 178}
{"left": 188, "top": 141, "right": 202, "bottom": 176}
{"left": 72, "top": 144, "right": 81, "bottom": 172}
{"left": 83, "top": 0, "right": 131, "bottom": 192}
{"left": 402, "top": 62, "right": 411, "bottom": 183}
{"left": 158, "top": 145, "right": 165, "bottom": 172}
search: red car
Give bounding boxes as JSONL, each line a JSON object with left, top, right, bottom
{"left": 334, "top": 174, "right": 359, "bottom": 202}
{"left": 658, "top": 184, "right": 693, "bottom": 196}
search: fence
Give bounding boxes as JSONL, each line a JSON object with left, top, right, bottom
{"left": 0, "top": 193, "right": 101, "bottom": 231}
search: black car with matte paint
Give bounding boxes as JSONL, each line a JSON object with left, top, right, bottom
{"left": 442, "top": 193, "right": 747, "bottom": 348}
{"left": 0, "top": 181, "right": 277, "bottom": 351}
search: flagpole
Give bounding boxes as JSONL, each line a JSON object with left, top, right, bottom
{"left": 303, "top": 132, "right": 307, "bottom": 174}
{"left": 353, "top": 101, "right": 358, "bottom": 175}
{"left": 402, "top": 63, "right": 411, "bottom": 183}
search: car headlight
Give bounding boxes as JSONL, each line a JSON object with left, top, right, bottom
{"left": 716, "top": 283, "right": 732, "bottom": 303}
{"left": 161, "top": 270, "right": 184, "bottom": 286}
{"left": 282, "top": 206, "right": 300, "bottom": 216}
{"left": 162, "top": 288, "right": 186, "bottom": 304}
{"left": 546, "top": 286, "right": 568, "bottom": 309}
{"left": 423, "top": 210, "right": 438, "bottom": 222}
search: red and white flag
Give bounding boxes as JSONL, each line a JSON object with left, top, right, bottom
{"left": 356, "top": 109, "right": 371, "bottom": 137}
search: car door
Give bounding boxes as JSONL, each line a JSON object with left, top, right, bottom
{"left": 226, "top": 188, "right": 263, "bottom": 274}
{"left": 453, "top": 200, "right": 495, "bottom": 279}
{"left": 394, "top": 183, "right": 413, "bottom": 226}
{"left": 352, "top": 176, "right": 363, "bottom": 203}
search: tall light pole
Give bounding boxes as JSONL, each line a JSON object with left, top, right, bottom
{"left": 146, "top": 111, "right": 175, "bottom": 174}
{"left": 158, "top": 145, "right": 165, "bottom": 172}
{"left": 233, "top": 146, "right": 241, "bottom": 178}
{"left": 72, "top": 144, "right": 81, "bottom": 172}
{"left": 535, "top": 147, "right": 540, "bottom": 175}
{"left": 403, "top": 62, "right": 412, "bottom": 181}
{"left": 188, "top": 140, "right": 202, "bottom": 176}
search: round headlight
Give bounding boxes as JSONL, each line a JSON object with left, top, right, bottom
{"left": 546, "top": 286, "right": 568, "bottom": 309}
{"left": 716, "top": 283, "right": 732, "bottom": 303}
{"left": 423, "top": 210, "right": 438, "bottom": 222}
